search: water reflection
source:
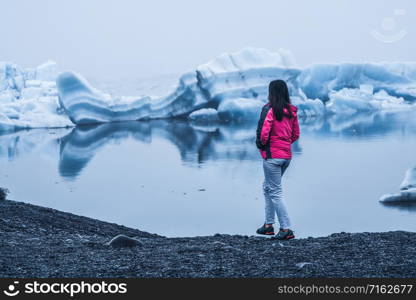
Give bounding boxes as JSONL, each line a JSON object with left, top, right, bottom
{"left": 58, "top": 120, "right": 267, "bottom": 179}
{"left": 56, "top": 110, "right": 416, "bottom": 178}
{"left": 303, "top": 110, "right": 416, "bottom": 138}
{"left": 380, "top": 201, "right": 416, "bottom": 213}
{"left": 58, "top": 122, "right": 151, "bottom": 179}
{"left": 0, "top": 129, "right": 70, "bottom": 161}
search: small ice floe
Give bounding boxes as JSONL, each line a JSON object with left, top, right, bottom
{"left": 188, "top": 108, "right": 219, "bottom": 123}
{"left": 380, "top": 166, "right": 416, "bottom": 203}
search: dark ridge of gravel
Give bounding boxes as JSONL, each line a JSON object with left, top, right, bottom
{"left": 0, "top": 199, "right": 415, "bottom": 278}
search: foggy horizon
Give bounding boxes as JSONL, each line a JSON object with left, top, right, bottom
{"left": 1, "top": 0, "right": 414, "bottom": 79}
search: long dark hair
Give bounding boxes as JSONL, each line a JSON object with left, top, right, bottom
{"left": 268, "top": 79, "right": 292, "bottom": 121}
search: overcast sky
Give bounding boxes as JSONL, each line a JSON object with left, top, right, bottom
{"left": 1, "top": 0, "right": 414, "bottom": 78}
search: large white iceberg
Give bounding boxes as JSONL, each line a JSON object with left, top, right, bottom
{"left": 56, "top": 48, "right": 304, "bottom": 124}
{"left": 56, "top": 72, "right": 151, "bottom": 124}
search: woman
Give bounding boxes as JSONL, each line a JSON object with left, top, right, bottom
{"left": 255, "top": 79, "right": 300, "bottom": 240}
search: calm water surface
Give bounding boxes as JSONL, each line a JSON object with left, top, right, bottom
{"left": 1, "top": 110, "right": 416, "bottom": 237}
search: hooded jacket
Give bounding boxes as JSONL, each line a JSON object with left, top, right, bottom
{"left": 256, "top": 103, "right": 300, "bottom": 159}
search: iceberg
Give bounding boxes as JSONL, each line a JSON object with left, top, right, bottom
{"left": 291, "top": 96, "right": 325, "bottom": 117}
{"left": 298, "top": 62, "right": 416, "bottom": 102}
{"left": 326, "top": 84, "right": 411, "bottom": 114}
{"left": 400, "top": 167, "right": 416, "bottom": 190}
{"left": 57, "top": 48, "right": 415, "bottom": 125}
{"left": 2, "top": 47, "right": 416, "bottom": 129}
{"left": 56, "top": 48, "right": 304, "bottom": 124}
{"left": 380, "top": 166, "right": 416, "bottom": 203}
{"left": 0, "top": 60, "right": 72, "bottom": 131}
{"left": 188, "top": 108, "right": 219, "bottom": 123}
{"left": 56, "top": 72, "right": 151, "bottom": 124}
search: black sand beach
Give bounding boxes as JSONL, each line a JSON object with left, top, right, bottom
{"left": 1, "top": 198, "right": 415, "bottom": 278}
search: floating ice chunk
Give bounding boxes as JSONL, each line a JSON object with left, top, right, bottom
{"left": 0, "top": 60, "right": 68, "bottom": 131}
{"left": 298, "top": 62, "right": 416, "bottom": 101}
{"left": 380, "top": 189, "right": 416, "bottom": 202}
{"left": 217, "top": 98, "right": 264, "bottom": 122}
{"left": 372, "top": 90, "right": 408, "bottom": 110}
{"left": 327, "top": 88, "right": 378, "bottom": 114}
{"left": 380, "top": 166, "right": 416, "bottom": 202}
{"left": 291, "top": 96, "right": 325, "bottom": 118}
{"left": 188, "top": 108, "right": 219, "bottom": 123}
{"left": 400, "top": 167, "right": 416, "bottom": 190}
{"left": 326, "top": 86, "right": 410, "bottom": 115}
{"left": 0, "top": 96, "right": 73, "bottom": 130}
{"left": 56, "top": 72, "right": 151, "bottom": 124}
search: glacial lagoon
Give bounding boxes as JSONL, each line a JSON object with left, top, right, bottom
{"left": 1, "top": 110, "right": 416, "bottom": 237}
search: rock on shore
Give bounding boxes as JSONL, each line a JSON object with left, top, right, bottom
{"left": 0, "top": 200, "right": 415, "bottom": 278}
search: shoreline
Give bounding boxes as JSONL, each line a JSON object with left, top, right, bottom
{"left": 1, "top": 199, "right": 415, "bottom": 278}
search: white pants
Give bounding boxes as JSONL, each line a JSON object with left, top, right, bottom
{"left": 262, "top": 158, "right": 291, "bottom": 229}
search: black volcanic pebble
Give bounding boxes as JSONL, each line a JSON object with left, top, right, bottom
{"left": 108, "top": 235, "right": 142, "bottom": 248}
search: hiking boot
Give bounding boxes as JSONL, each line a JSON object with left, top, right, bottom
{"left": 256, "top": 224, "right": 275, "bottom": 235}
{"left": 273, "top": 229, "right": 295, "bottom": 240}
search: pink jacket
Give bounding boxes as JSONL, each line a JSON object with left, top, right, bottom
{"left": 256, "top": 104, "right": 300, "bottom": 159}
